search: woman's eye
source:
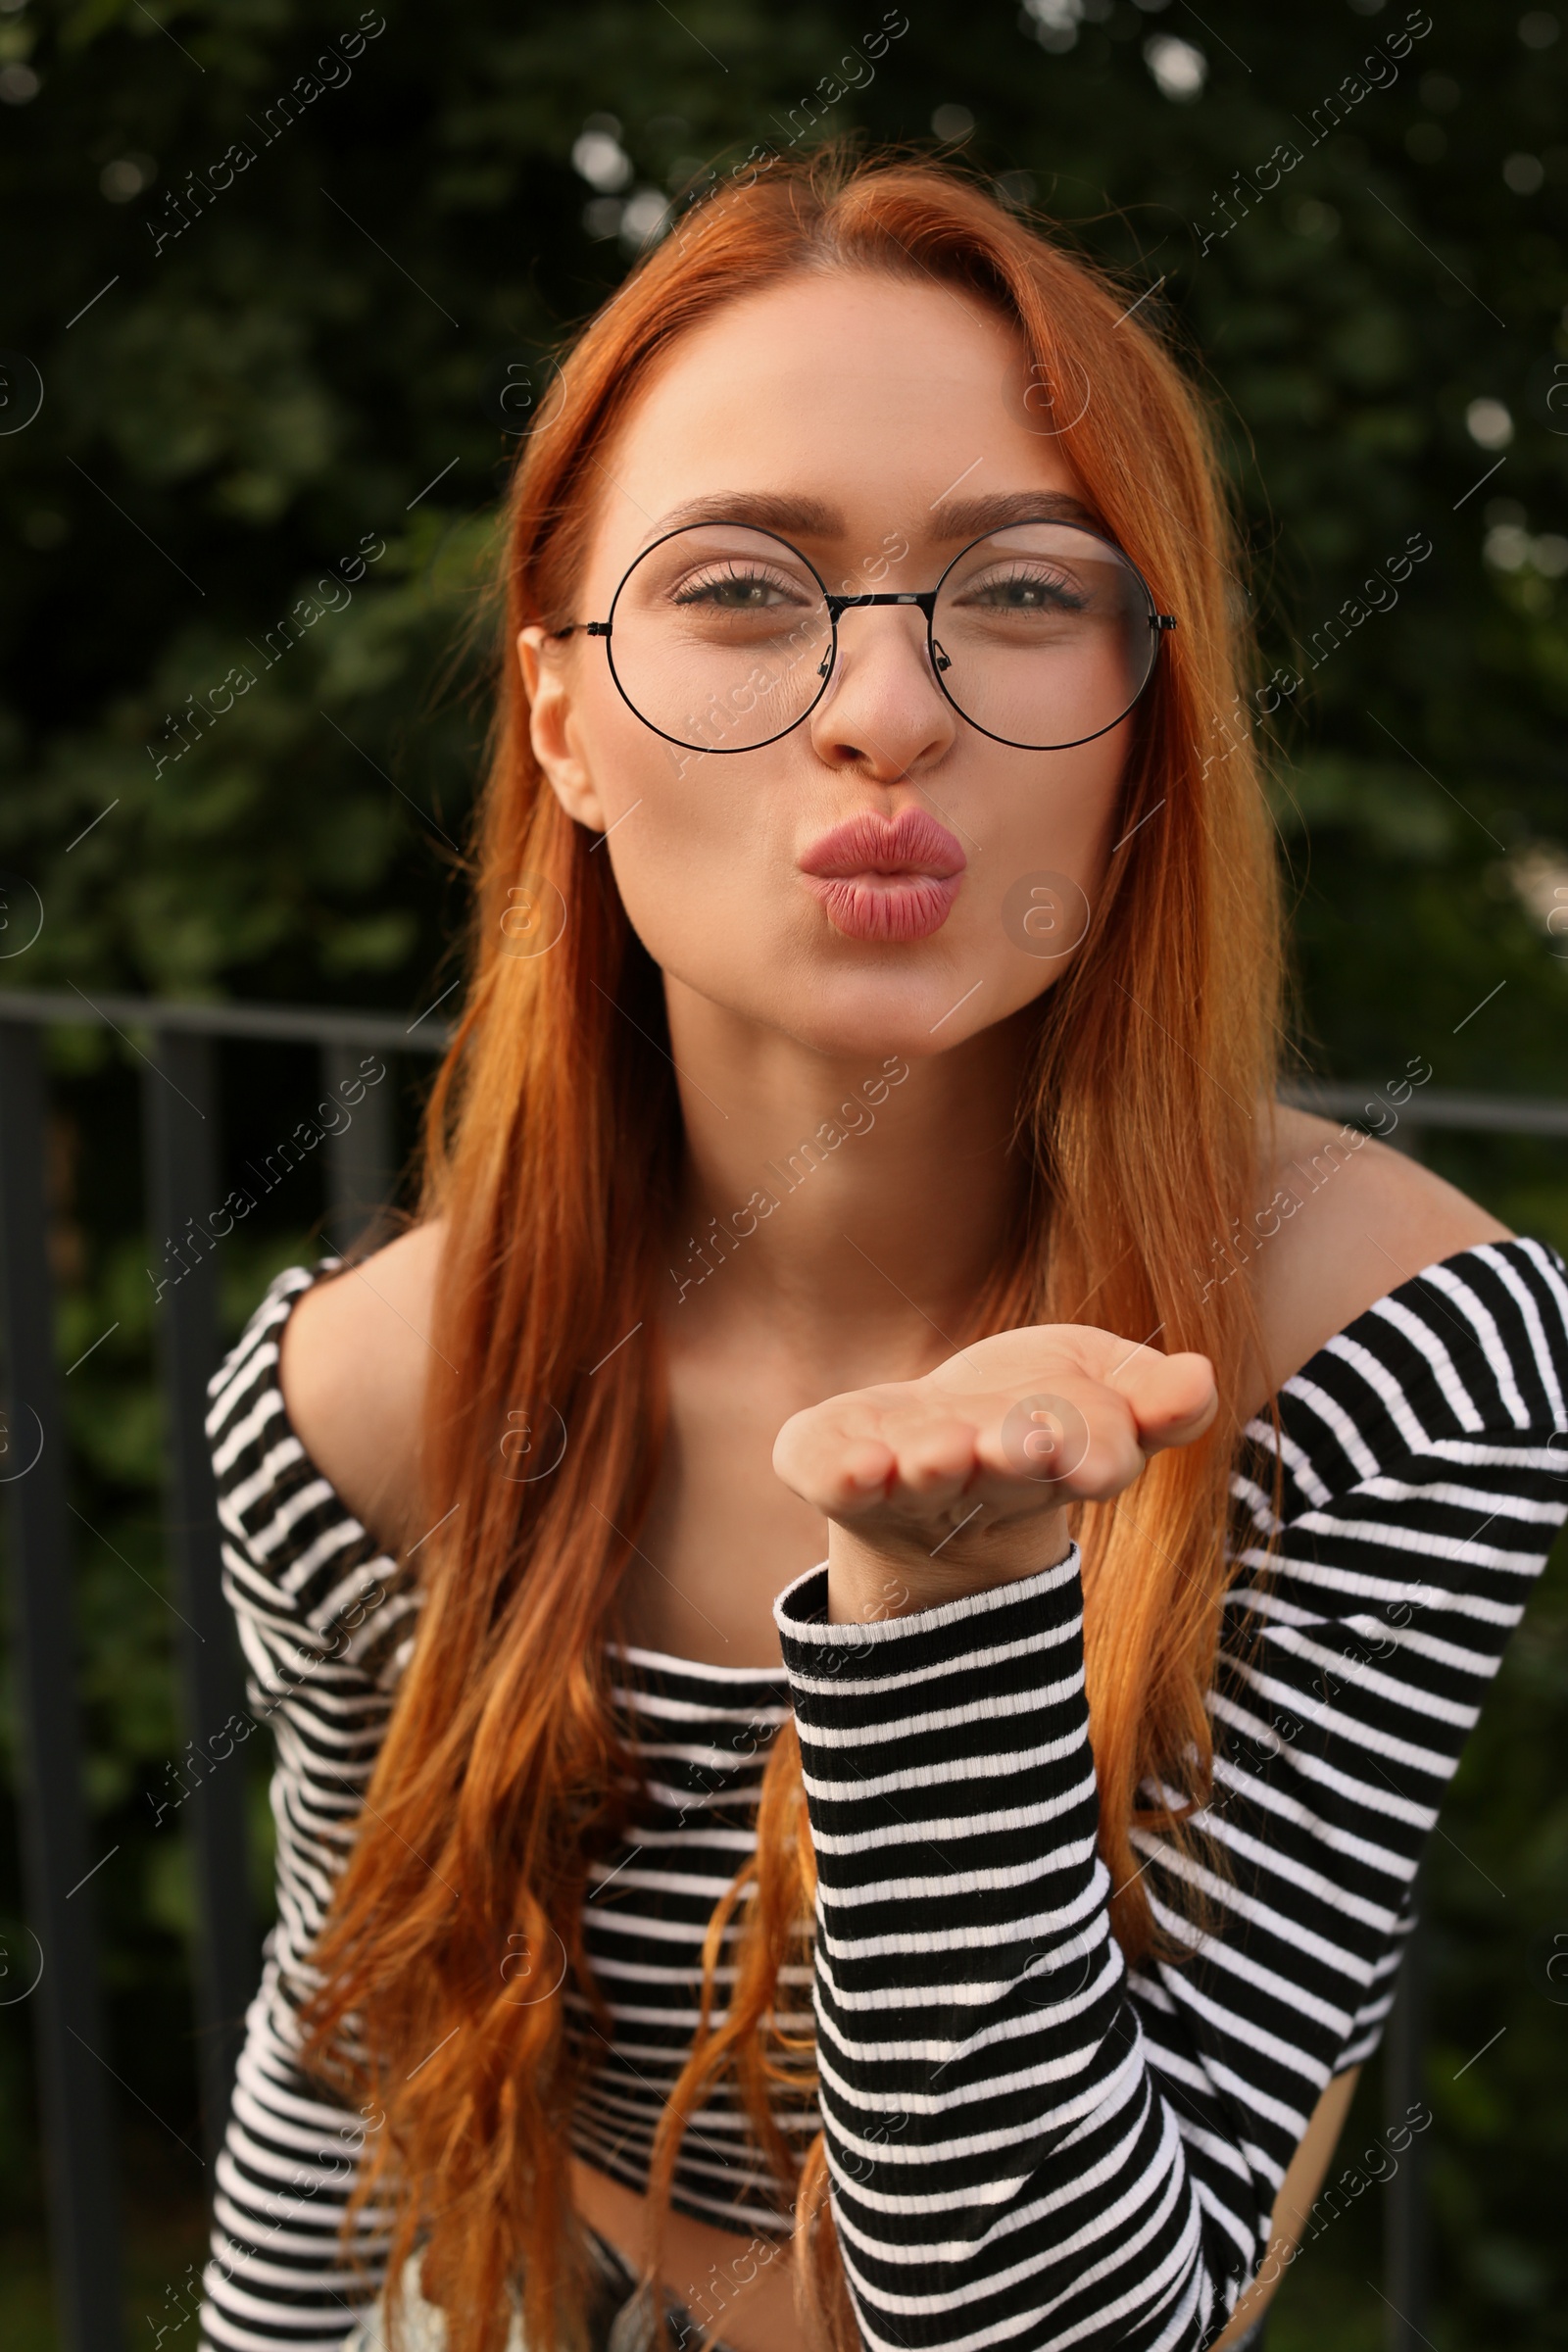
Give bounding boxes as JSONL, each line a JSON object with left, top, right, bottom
{"left": 963, "top": 568, "right": 1082, "bottom": 612}
{"left": 676, "top": 568, "right": 796, "bottom": 610}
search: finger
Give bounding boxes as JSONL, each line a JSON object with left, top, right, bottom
{"left": 876, "top": 1404, "right": 981, "bottom": 1497}
{"left": 778, "top": 1405, "right": 984, "bottom": 1521}
{"left": 1108, "top": 1348, "right": 1218, "bottom": 1451}
{"left": 773, "top": 1410, "right": 897, "bottom": 1512}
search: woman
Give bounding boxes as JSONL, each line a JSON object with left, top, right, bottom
{"left": 197, "top": 149, "right": 1568, "bottom": 2352}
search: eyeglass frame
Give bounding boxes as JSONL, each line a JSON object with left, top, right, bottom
{"left": 546, "top": 515, "right": 1178, "bottom": 756}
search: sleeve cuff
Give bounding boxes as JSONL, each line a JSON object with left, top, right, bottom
{"left": 772, "top": 1543, "right": 1082, "bottom": 1680}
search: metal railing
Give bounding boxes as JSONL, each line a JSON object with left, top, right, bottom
{"left": 0, "top": 989, "right": 1560, "bottom": 2352}
{"left": 0, "top": 990, "right": 445, "bottom": 2352}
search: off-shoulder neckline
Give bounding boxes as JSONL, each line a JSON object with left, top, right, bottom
{"left": 1249, "top": 1231, "right": 1564, "bottom": 1400}
{"left": 248, "top": 1236, "right": 1563, "bottom": 1685}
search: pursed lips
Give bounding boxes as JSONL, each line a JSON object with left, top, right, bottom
{"left": 797, "top": 808, "right": 967, "bottom": 943}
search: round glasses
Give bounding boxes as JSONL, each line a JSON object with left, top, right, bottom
{"left": 552, "top": 518, "right": 1175, "bottom": 757}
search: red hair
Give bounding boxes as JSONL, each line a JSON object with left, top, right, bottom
{"left": 300, "top": 143, "right": 1282, "bottom": 2352}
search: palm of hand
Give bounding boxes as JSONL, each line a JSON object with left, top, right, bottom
{"left": 772, "top": 1323, "right": 1218, "bottom": 1606}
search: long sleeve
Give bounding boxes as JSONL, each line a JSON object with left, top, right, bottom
{"left": 772, "top": 1236, "right": 1568, "bottom": 2352}
{"left": 197, "top": 1267, "right": 420, "bottom": 2352}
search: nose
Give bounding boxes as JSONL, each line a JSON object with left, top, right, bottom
{"left": 806, "top": 606, "right": 958, "bottom": 781}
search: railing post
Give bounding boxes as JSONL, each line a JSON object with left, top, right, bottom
{"left": 0, "top": 1018, "right": 125, "bottom": 2352}
{"left": 1384, "top": 1882, "right": 1430, "bottom": 2347}
{"left": 321, "top": 1040, "right": 395, "bottom": 1255}
{"left": 141, "top": 1030, "right": 257, "bottom": 2165}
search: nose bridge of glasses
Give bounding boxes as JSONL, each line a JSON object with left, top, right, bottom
{"left": 825, "top": 589, "right": 939, "bottom": 621}
{"left": 817, "top": 588, "right": 945, "bottom": 693}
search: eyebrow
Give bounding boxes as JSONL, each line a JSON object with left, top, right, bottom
{"left": 641, "top": 487, "right": 1102, "bottom": 551}
{"left": 641, "top": 493, "right": 842, "bottom": 547}
{"left": 930, "top": 489, "right": 1101, "bottom": 538}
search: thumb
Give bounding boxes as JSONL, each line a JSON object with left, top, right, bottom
{"left": 1111, "top": 1348, "right": 1218, "bottom": 1454}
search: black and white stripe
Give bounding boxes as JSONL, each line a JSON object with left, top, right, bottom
{"left": 566, "top": 1642, "right": 816, "bottom": 2227}
{"left": 198, "top": 1239, "right": 1568, "bottom": 2352}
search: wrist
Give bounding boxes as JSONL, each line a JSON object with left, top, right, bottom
{"left": 825, "top": 1504, "right": 1074, "bottom": 1625}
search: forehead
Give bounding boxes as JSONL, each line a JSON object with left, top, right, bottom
{"left": 588, "top": 269, "right": 1092, "bottom": 575}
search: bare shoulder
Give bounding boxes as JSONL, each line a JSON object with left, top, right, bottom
{"left": 278, "top": 1218, "right": 447, "bottom": 1556}
{"left": 1248, "top": 1105, "right": 1512, "bottom": 1399}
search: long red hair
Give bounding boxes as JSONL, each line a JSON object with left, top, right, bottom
{"left": 300, "top": 144, "right": 1282, "bottom": 2352}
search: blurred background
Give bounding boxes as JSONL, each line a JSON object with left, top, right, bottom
{"left": 1, "top": 0, "right": 1566, "bottom": 2345}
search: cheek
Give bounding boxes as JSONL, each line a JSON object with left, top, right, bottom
{"left": 588, "top": 713, "right": 781, "bottom": 975}
{"left": 977, "top": 731, "right": 1128, "bottom": 946}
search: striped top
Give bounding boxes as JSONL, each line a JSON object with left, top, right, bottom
{"left": 198, "top": 1238, "right": 1568, "bottom": 2352}
{"left": 571, "top": 1645, "right": 816, "bottom": 2223}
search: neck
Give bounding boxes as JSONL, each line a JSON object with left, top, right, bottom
{"left": 659, "top": 977, "right": 1036, "bottom": 1387}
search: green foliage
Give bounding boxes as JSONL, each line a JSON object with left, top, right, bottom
{"left": 1, "top": 0, "right": 1567, "bottom": 2342}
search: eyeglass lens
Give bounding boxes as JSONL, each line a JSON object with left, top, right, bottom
{"left": 602, "top": 521, "right": 1159, "bottom": 756}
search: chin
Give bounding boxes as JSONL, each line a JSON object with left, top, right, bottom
{"left": 763, "top": 961, "right": 1009, "bottom": 1063}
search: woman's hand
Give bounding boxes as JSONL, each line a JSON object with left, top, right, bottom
{"left": 772, "top": 1323, "right": 1218, "bottom": 1624}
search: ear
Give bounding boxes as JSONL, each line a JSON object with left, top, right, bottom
{"left": 516, "top": 626, "right": 610, "bottom": 833}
